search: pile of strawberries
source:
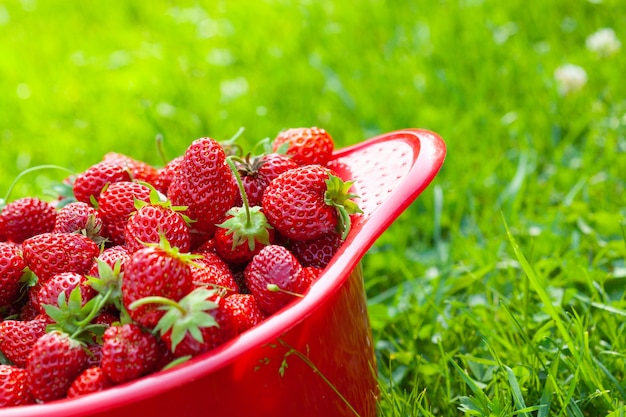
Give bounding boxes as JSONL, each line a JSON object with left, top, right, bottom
{"left": 0, "top": 127, "right": 362, "bottom": 407}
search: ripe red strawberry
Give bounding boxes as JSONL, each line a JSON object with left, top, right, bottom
{"left": 53, "top": 201, "right": 105, "bottom": 242}
{"left": 88, "top": 245, "right": 130, "bottom": 278}
{"left": 87, "top": 247, "right": 130, "bottom": 315}
{"left": 0, "top": 242, "right": 26, "bottom": 306}
{"left": 97, "top": 181, "right": 152, "bottom": 245}
{"left": 154, "top": 155, "right": 184, "bottom": 195}
{"left": 35, "top": 272, "right": 96, "bottom": 314}
{"left": 272, "top": 126, "right": 334, "bottom": 166}
{"left": 191, "top": 252, "right": 239, "bottom": 297}
{"left": 67, "top": 366, "right": 113, "bottom": 398}
{"left": 100, "top": 323, "right": 162, "bottom": 384}
{"left": 244, "top": 244, "right": 311, "bottom": 315}
{"left": 223, "top": 293, "right": 264, "bottom": 334}
{"left": 72, "top": 160, "right": 132, "bottom": 204}
{"left": 122, "top": 239, "right": 195, "bottom": 328}
{"left": 22, "top": 232, "right": 100, "bottom": 282}
{"left": 233, "top": 153, "right": 298, "bottom": 207}
{"left": 123, "top": 191, "right": 191, "bottom": 253}
{"left": 262, "top": 165, "right": 362, "bottom": 241}
{"left": 214, "top": 209, "right": 275, "bottom": 265}
{"left": 168, "top": 137, "right": 238, "bottom": 245}
{"left": 212, "top": 157, "right": 275, "bottom": 265}
{"left": 26, "top": 330, "right": 89, "bottom": 402}
{"left": 303, "top": 266, "right": 323, "bottom": 283}
{"left": 0, "top": 365, "right": 34, "bottom": 406}
{"left": 0, "top": 314, "right": 50, "bottom": 368}
{"left": 103, "top": 152, "right": 160, "bottom": 186}
{"left": 0, "top": 197, "right": 56, "bottom": 243}
{"left": 289, "top": 231, "right": 343, "bottom": 268}
{"left": 150, "top": 288, "right": 236, "bottom": 358}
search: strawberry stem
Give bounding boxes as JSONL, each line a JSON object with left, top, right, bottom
{"left": 155, "top": 133, "right": 169, "bottom": 166}
{"left": 74, "top": 287, "right": 113, "bottom": 329}
{"left": 267, "top": 284, "right": 304, "bottom": 298}
{"left": 226, "top": 157, "right": 252, "bottom": 228}
{"left": 128, "top": 295, "right": 186, "bottom": 315}
{"left": 1, "top": 165, "right": 74, "bottom": 208}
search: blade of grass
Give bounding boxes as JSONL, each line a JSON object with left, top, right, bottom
{"left": 501, "top": 213, "right": 579, "bottom": 360}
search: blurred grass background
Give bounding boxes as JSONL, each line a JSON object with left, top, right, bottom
{"left": 2, "top": 0, "right": 626, "bottom": 415}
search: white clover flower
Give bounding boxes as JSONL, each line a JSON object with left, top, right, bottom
{"left": 554, "top": 64, "right": 588, "bottom": 95}
{"left": 586, "top": 28, "right": 621, "bottom": 57}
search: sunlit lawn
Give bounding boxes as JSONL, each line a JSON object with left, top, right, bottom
{"left": 1, "top": 0, "right": 626, "bottom": 415}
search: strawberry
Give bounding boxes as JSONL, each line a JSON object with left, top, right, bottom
{"left": 22, "top": 232, "right": 100, "bottom": 282}
{"left": 67, "top": 366, "right": 113, "bottom": 398}
{"left": 144, "top": 288, "right": 236, "bottom": 358}
{"left": 0, "top": 314, "right": 50, "bottom": 368}
{"left": 0, "top": 365, "right": 34, "bottom": 406}
{"left": 100, "top": 323, "right": 162, "bottom": 384}
{"left": 213, "top": 158, "right": 275, "bottom": 265}
{"left": 154, "top": 155, "right": 184, "bottom": 195}
{"left": 122, "top": 238, "right": 196, "bottom": 328}
{"left": 304, "top": 266, "right": 323, "bottom": 283}
{"left": 53, "top": 201, "right": 105, "bottom": 243}
{"left": 243, "top": 244, "right": 311, "bottom": 315}
{"left": 0, "top": 242, "right": 26, "bottom": 306}
{"left": 289, "top": 231, "right": 343, "bottom": 268}
{"left": 87, "top": 248, "right": 129, "bottom": 316}
{"left": 34, "top": 272, "right": 96, "bottom": 314}
{"left": 26, "top": 330, "right": 89, "bottom": 402}
{"left": 0, "top": 197, "right": 56, "bottom": 243}
{"left": 168, "top": 137, "right": 238, "bottom": 245}
{"left": 103, "top": 152, "right": 160, "bottom": 186}
{"left": 97, "top": 181, "right": 152, "bottom": 245}
{"left": 262, "top": 164, "right": 362, "bottom": 241}
{"left": 272, "top": 126, "right": 334, "bottom": 166}
{"left": 87, "top": 245, "right": 130, "bottom": 278}
{"left": 223, "top": 293, "right": 264, "bottom": 334}
{"left": 191, "top": 252, "right": 239, "bottom": 297}
{"left": 123, "top": 186, "right": 191, "bottom": 253}
{"left": 72, "top": 160, "right": 132, "bottom": 204}
{"left": 233, "top": 153, "right": 298, "bottom": 207}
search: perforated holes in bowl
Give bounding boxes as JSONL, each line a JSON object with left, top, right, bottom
{"left": 329, "top": 140, "right": 415, "bottom": 218}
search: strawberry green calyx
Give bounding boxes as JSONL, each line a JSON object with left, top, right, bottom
{"left": 133, "top": 181, "right": 193, "bottom": 223}
{"left": 87, "top": 258, "right": 125, "bottom": 313}
{"left": 129, "top": 288, "right": 219, "bottom": 352}
{"left": 218, "top": 206, "right": 272, "bottom": 251}
{"left": 145, "top": 233, "right": 204, "bottom": 267}
{"left": 323, "top": 174, "right": 363, "bottom": 240}
{"left": 44, "top": 286, "right": 108, "bottom": 344}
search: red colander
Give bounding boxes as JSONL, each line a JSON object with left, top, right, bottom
{"left": 1, "top": 128, "right": 446, "bottom": 417}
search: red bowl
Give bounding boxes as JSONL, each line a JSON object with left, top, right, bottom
{"left": 1, "top": 128, "right": 446, "bottom": 417}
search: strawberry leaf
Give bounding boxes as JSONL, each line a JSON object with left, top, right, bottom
{"left": 148, "top": 288, "right": 220, "bottom": 352}
{"left": 323, "top": 174, "right": 363, "bottom": 240}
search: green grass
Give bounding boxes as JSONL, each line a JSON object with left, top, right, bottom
{"left": 1, "top": 0, "right": 626, "bottom": 415}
